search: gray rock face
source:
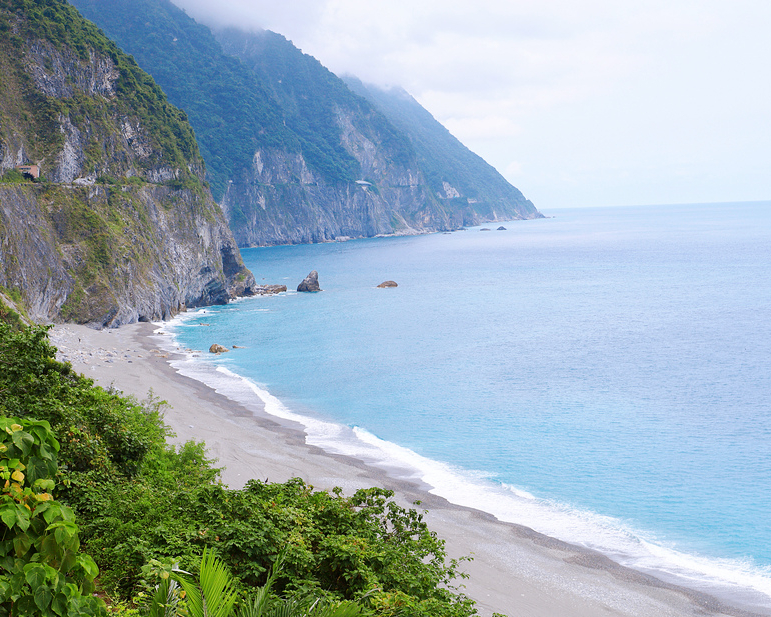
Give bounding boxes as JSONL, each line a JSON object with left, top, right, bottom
{"left": 221, "top": 139, "right": 452, "bottom": 247}
{"left": 0, "top": 183, "right": 256, "bottom": 326}
{"left": 0, "top": 11, "right": 255, "bottom": 326}
{"left": 297, "top": 271, "right": 321, "bottom": 292}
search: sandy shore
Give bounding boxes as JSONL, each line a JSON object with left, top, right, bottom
{"left": 48, "top": 321, "right": 768, "bottom": 617}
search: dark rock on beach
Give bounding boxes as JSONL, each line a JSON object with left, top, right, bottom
{"left": 377, "top": 281, "right": 398, "bottom": 288}
{"left": 497, "top": 226, "right": 507, "bottom": 230}
{"left": 254, "top": 284, "right": 287, "bottom": 295}
{"left": 297, "top": 271, "right": 321, "bottom": 292}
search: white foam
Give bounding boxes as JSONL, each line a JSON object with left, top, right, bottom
{"left": 150, "top": 320, "right": 771, "bottom": 611}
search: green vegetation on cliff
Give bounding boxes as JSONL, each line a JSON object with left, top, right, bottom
{"left": 69, "top": 0, "right": 366, "bottom": 199}
{"left": 0, "top": 323, "right": 483, "bottom": 616}
{"left": 67, "top": 0, "right": 540, "bottom": 247}
{"left": 215, "top": 28, "right": 413, "bottom": 179}
{"left": 0, "top": 0, "right": 255, "bottom": 325}
{"left": 0, "top": 0, "right": 202, "bottom": 184}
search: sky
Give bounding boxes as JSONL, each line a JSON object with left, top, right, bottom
{"left": 172, "top": 0, "right": 770, "bottom": 210}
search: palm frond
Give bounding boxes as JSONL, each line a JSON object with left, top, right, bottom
{"left": 145, "top": 575, "right": 182, "bottom": 617}
{"left": 174, "top": 547, "right": 240, "bottom": 617}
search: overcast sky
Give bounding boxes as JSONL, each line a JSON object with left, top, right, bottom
{"left": 172, "top": 0, "right": 770, "bottom": 211}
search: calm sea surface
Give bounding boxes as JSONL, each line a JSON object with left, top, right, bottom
{"left": 164, "top": 202, "right": 771, "bottom": 609}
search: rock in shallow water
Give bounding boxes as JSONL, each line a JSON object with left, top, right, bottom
{"left": 209, "top": 343, "right": 229, "bottom": 354}
{"left": 377, "top": 280, "right": 398, "bottom": 288}
{"left": 297, "top": 271, "right": 321, "bottom": 292}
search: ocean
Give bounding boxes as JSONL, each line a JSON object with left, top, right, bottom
{"left": 160, "top": 201, "right": 771, "bottom": 610}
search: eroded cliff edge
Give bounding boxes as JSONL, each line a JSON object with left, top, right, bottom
{"left": 0, "top": 0, "right": 255, "bottom": 326}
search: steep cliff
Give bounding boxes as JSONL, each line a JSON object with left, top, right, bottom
{"left": 68, "top": 0, "right": 542, "bottom": 247}
{"left": 343, "top": 77, "right": 541, "bottom": 222}
{"left": 0, "top": 0, "right": 255, "bottom": 326}
{"left": 216, "top": 28, "right": 524, "bottom": 246}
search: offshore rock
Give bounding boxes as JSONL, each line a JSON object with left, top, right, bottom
{"left": 297, "top": 271, "right": 321, "bottom": 292}
{"left": 209, "top": 343, "right": 228, "bottom": 354}
{"left": 377, "top": 281, "right": 398, "bottom": 288}
{"left": 497, "top": 226, "right": 507, "bottom": 230}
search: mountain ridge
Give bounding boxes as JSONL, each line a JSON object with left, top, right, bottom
{"left": 68, "top": 0, "right": 542, "bottom": 246}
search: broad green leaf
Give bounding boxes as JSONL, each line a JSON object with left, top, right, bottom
{"left": 38, "top": 501, "right": 61, "bottom": 524}
{"left": 11, "top": 430, "right": 33, "bottom": 458}
{"left": 0, "top": 578, "right": 10, "bottom": 601}
{"left": 39, "top": 532, "right": 58, "bottom": 560}
{"left": 34, "top": 584, "right": 53, "bottom": 611}
{"left": 52, "top": 591, "right": 67, "bottom": 616}
{"left": 15, "top": 594, "right": 37, "bottom": 615}
{"left": 14, "top": 505, "right": 30, "bottom": 532}
{"left": 13, "top": 534, "right": 31, "bottom": 558}
{"left": 60, "top": 549, "right": 76, "bottom": 575}
{"left": 25, "top": 563, "right": 48, "bottom": 589}
{"left": 0, "top": 505, "right": 16, "bottom": 529}
{"left": 75, "top": 554, "right": 98, "bottom": 580}
{"left": 34, "top": 478, "right": 55, "bottom": 492}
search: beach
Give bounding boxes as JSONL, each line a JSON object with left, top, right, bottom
{"left": 48, "top": 321, "right": 767, "bottom": 617}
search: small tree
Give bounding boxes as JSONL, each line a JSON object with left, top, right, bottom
{"left": 0, "top": 417, "right": 106, "bottom": 616}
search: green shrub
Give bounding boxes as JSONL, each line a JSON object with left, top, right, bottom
{"left": 0, "top": 324, "right": 482, "bottom": 616}
{"left": 0, "top": 417, "right": 107, "bottom": 616}
{"left": 0, "top": 170, "right": 25, "bottom": 184}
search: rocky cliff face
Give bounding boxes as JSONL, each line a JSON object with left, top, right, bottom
{"left": 216, "top": 29, "right": 539, "bottom": 246}
{"left": 0, "top": 0, "right": 255, "bottom": 326}
{"left": 220, "top": 109, "right": 458, "bottom": 246}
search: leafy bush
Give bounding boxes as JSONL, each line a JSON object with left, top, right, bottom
{"left": 0, "top": 417, "right": 106, "bottom": 616}
{"left": 0, "top": 324, "right": 482, "bottom": 616}
{"left": 0, "top": 170, "right": 26, "bottom": 184}
{"left": 0, "top": 0, "right": 206, "bottom": 190}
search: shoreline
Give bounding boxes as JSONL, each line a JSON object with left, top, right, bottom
{"left": 49, "top": 321, "right": 769, "bottom": 617}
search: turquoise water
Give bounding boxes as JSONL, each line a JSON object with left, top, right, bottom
{"left": 164, "top": 202, "right": 771, "bottom": 609}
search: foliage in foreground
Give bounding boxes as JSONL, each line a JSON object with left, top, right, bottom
{"left": 0, "top": 417, "right": 106, "bottom": 616}
{"left": 0, "top": 322, "right": 480, "bottom": 616}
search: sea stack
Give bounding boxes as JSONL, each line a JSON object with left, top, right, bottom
{"left": 297, "top": 271, "right": 321, "bottom": 292}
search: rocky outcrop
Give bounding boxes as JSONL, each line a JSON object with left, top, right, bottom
{"left": 0, "top": 183, "right": 254, "bottom": 326}
{"left": 209, "top": 343, "right": 228, "bottom": 354}
{"left": 0, "top": 2, "right": 255, "bottom": 326}
{"left": 297, "top": 271, "right": 321, "bottom": 293}
{"left": 377, "top": 281, "right": 398, "bottom": 288}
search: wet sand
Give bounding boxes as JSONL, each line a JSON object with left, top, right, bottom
{"left": 48, "top": 322, "right": 767, "bottom": 617}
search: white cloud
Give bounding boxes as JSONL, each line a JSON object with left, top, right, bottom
{"left": 172, "top": 0, "right": 771, "bottom": 208}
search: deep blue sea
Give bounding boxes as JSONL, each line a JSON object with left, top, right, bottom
{"left": 162, "top": 202, "right": 771, "bottom": 609}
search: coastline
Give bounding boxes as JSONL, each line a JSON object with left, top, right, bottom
{"left": 49, "top": 321, "right": 768, "bottom": 617}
